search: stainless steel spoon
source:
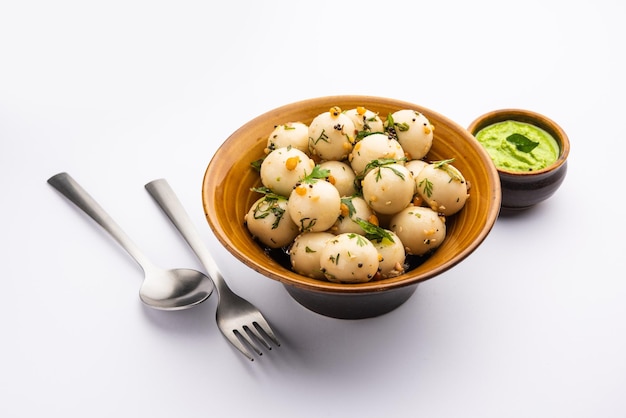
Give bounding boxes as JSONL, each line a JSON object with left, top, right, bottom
{"left": 48, "top": 172, "right": 214, "bottom": 310}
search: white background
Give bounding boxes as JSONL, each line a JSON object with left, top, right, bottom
{"left": 2, "top": 1, "right": 625, "bottom": 417}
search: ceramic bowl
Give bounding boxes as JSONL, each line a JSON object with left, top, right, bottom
{"left": 202, "top": 96, "right": 501, "bottom": 319}
{"left": 467, "top": 109, "right": 569, "bottom": 211}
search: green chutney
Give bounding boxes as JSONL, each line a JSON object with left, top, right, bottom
{"left": 475, "top": 120, "right": 560, "bottom": 172}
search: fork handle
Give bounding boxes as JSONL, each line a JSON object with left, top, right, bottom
{"left": 144, "top": 179, "right": 228, "bottom": 294}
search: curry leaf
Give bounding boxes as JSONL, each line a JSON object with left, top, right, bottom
{"left": 507, "top": 133, "right": 539, "bottom": 153}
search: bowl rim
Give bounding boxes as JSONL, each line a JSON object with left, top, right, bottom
{"left": 202, "top": 95, "right": 501, "bottom": 294}
{"left": 467, "top": 108, "right": 570, "bottom": 177}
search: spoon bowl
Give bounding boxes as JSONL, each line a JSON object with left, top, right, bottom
{"left": 48, "top": 172, "right": 214, "bottom": 310}
{"left": 138, "top": 267, "right": 213, "bottom": 310}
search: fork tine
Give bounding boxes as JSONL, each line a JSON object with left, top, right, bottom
{"left": 221, "top": 317, "right": 280, "bottom": 361}
{"left": 243, "top": 323, "right": 274, "bottom": 351}
{"left": 224, "top": 329, "right": 257, "bottom": 361}
{"left": 226, "top": 318, "right": 281, "bottom": 361}
{"left": 253, "top": 318, "right": 280, "bottom": 348}
{"left": 241, "top": 327, "right": 268, "bottom": 353}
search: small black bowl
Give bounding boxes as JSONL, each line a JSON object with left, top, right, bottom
{"left": 468, "top": 109, "right": 569, "bottom": 211}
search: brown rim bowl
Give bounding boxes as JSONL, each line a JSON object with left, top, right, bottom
{"left": 202, "top": 96, "right": 501, "bottom": 319}
{"left": 468, "top": 109, "right": 570, "bottom": 212}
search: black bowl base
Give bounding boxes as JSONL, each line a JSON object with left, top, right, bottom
{"left": 283, "top": 283, "right": 419, "bottom": 319}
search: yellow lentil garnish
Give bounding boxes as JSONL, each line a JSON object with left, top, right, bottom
{"left": 330, "top": 106, "right": 342, "bottom": 118}
{"left": 356, "top": 106, "right": 366, "bottom": 115}
{"left": 285, "top": 156, "right": 299, "bottom": 171}
{"left": 295, "top": 185, "right": 307, "bottom": 196}
{"left": 327, "top": 175, "right": 336, "bottom": 185}
{"left": 340, "top": 203, "right": 349, "bottom": 217}
{"left": 368, "top": 214, "right": 379, "bottom": 226}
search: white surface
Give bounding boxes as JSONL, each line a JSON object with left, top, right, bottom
{"left": 2, "top": 1, "right": 625, "bottom": 417}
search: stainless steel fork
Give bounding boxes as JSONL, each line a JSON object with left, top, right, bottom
{"left": 145, "top": 178, "right": 280, "bottom": 361}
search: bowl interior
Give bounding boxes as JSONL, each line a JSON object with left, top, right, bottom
{"left": 202, "top": 96, "right": 501, "bottom": 294}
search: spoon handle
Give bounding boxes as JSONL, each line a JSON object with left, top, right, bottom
{"left": 144, "top": 179, "right": 226, "bottom": 291}
{"left": 47, "top": 172, "right": 152, "bottom": 270}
